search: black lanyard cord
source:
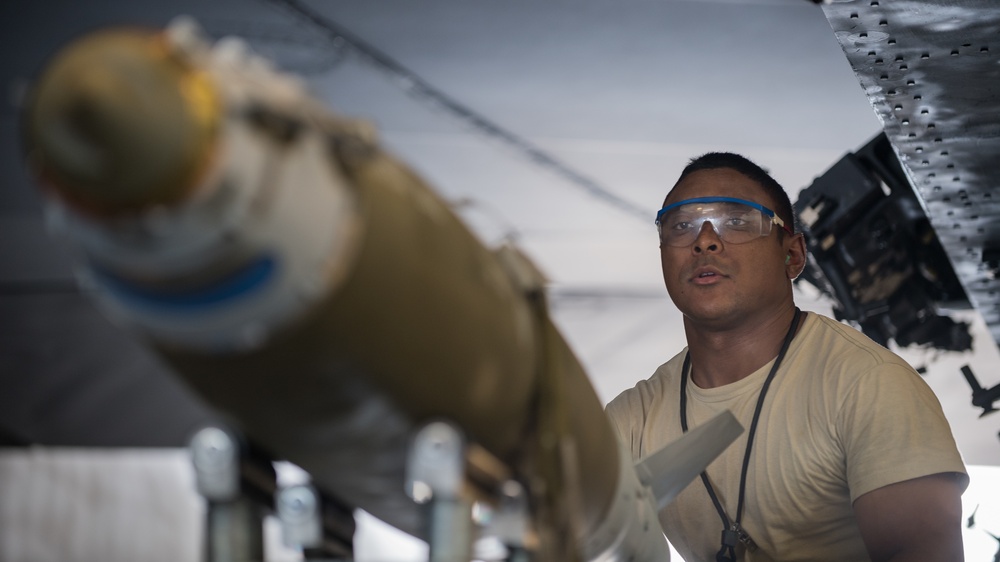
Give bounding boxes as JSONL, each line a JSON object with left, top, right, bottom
{"left": 679, "top": 308, "right": 802, "bottom": 561}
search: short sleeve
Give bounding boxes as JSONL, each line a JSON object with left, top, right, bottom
{"left": 605, "top": 389, "right": 646, "bottom": 461}
{"left": 837, "top": 362, "right": 968, "bottom": 503}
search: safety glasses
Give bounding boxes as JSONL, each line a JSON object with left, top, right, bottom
{"left": 654, "top": 197, "right": 792, "bottom": 247}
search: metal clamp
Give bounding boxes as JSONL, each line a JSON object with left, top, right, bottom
{"left": 189, "top": 426, "right": 264, "bottom": 562}
{"left": 191, "top": 426, "right": 241, "bottom": 502}
{"left": 276, "top": 483, "right": 323, "bottom": 550}
{"left": 406, "top": 420, "right": 473, "bottom": 562}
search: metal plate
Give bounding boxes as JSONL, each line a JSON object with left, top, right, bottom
{"left": 820, "top": 0, "right": 1000, "bottom": 345}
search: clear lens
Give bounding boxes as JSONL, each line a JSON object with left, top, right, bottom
{"left": 656, "top": 200, "right": 772, "bottom": 247}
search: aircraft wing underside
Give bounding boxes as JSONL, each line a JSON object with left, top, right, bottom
{"left": 818, "top": 0, "right": 1000, "bottom": 346}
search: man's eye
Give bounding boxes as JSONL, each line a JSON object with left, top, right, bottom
{"left": 725, "top": 216, "right": 751, "bottom": 229}
{"left": 671, "top": 220, "right": 695, "bottom": 231}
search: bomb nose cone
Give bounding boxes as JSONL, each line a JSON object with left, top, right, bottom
{"left": 23, "top": 29, "right": 220, "bottom": 215}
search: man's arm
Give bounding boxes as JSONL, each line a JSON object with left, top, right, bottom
{"left": 853, "top": 472, "right": 965, "bottom": 561}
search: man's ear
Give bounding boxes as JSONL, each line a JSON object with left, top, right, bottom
{"left": 784, "top": 233, "right": 807, "bottom": 280}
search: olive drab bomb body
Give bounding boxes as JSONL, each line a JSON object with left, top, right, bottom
{"left": 23, "top": 18, "right": 740, "bottom": 561}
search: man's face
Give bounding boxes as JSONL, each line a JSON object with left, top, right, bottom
{"left": 660, "top": 168, "right": 794, "bottom": 329}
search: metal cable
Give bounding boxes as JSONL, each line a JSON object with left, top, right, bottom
{"left": 262, "top": 0, "right": 650, "bottom": 222}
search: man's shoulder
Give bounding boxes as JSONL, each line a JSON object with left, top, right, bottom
{"left": 787, "top": 312, "right": 933, "bottom": 415}
{"left": 801, "top": 312, "right": 915, "bottom": 372}
{"left": 605, "top": 349, "right": 689, "bottom": 458}
{"left": 605, "top": 349, "right": 687, "bottom": 415}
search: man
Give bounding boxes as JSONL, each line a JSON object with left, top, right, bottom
{"left": 605, "top": 153, "right": 968, "bottom": 561}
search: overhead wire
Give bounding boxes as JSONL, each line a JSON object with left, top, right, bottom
{"left": 261, "top": 0, "right": 650, "bottom": 223}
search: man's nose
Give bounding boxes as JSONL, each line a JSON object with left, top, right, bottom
{"left": 693, "top": 220, "right": 722, "bottom": 253}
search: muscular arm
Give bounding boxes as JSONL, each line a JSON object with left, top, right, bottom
{"left": 853, "top": 473, "right": 965, "bottom": 562}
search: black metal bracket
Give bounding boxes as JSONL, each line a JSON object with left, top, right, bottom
{"left": 960, "top": 365, "right": 1000, "bottom": 418}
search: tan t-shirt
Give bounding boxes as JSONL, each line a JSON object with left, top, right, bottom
{"left": 605, "top": 312, "right": 968, "bottom": 561}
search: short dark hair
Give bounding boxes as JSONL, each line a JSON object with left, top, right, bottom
{"left": 670, "top": 152, "right": 796, "bottom": 235}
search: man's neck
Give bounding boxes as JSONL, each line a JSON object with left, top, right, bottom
{"left": 684, "top": 307, "right": 801, "bottom": 389}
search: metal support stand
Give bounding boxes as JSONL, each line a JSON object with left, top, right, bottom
{"left": 190, "top": 425, "right": 356, "bottom": 562}
{"left": 489, "top": 480, "right": 533, "bottom": 561}
{"left": 276, "top": 484, "right": 322, "bottom": 550}
{"left": 406, "top": 421, "right": 474, "bottom": 562}
{"left": 190, "top": 426, "right": 266, "bottom": 562}
{"left": 275, "top": 476, "right": 357, "bottom": 560}
{"left": 205, "top": 497, "right": 266, "bottom": 562}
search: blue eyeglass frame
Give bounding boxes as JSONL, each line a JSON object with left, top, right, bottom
{"left": 654, "top": 196, "right": 793, "bottom": 235}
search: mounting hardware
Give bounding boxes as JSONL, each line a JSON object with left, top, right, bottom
{"left": 960, "top": 365, "right": 1000, "bottom": 417}
{"left": 406, "top": 420, "right": 473, "bottom": 562}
